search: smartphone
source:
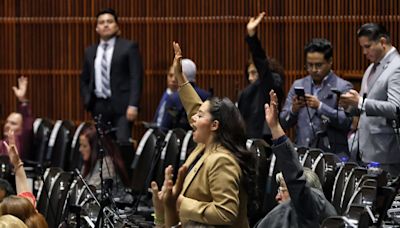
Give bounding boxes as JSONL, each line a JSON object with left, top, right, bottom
{"left": 294, "top": 86, "right": 305, "bottom": 98}
{"left": 330, "top": 88, "right": 342, "bottom": 96}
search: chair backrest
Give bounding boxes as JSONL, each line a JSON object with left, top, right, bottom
{"left": 295, "top": 146, "right": 309, "bottom": 166}
{"left": 67, "top": 122, "right": 90, "bottom": 171}
{"left": 321, "top": 216, "right": 357, "bottom": 228}
{"left": 179, "top": 130, "right": 196, "bottom": 166}
{"left": 345, "top": 186, "right": 377, "bottom": 215}
{"left": 345, "top": 204, "right": 371, "bottom": 227}
{"left": 130, "top": 129, "right": 165, "bottom": 193}
{"left": 246, "top": 139, "right": 276, "bottom": 223}
{"left": 46, "top": 120, "right": 75, "bottom": 169}
{"left": 303, "top": 148, "right": 324, "bottom": 168}
{"left": 36, "top": 167, "right": 63, "bottom": 217}
{"left": 340, "top": 167, "right": 368, "bottom": 214}
{"left": 331, "top": 162, "right": 358, "bottom": 212}
{"left": 46, "top": 171, "right": 73, "bottom": 228}
{"left": 319, "top": 153, "right": 340, "bottom": 202}
{"left": 32, "top": 118, "right": 53, "bottom": 163}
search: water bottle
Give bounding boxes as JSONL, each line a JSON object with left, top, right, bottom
{"left": 367, "top": 161, "right": 383, "bottom": 176}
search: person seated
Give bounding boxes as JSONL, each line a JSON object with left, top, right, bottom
{"left": 150, "top": 42, "right": 255, "bottom": 227}
{"left": 0, "top": 77, "right": 33, "bottom": 161}
{"left": 254, "top": 90, "right": 336, "bottom": 228}
{"left": 79, "top": 124, "right": 130, "bottom": 198}
{"left": 279, "top": 38, "right": 353, "bottom": 155}
{"left": 238, "top": 12, "right": 284, "bottom": 143}
{"left": 152, "top": 65, "right": 181, "bottom": 131}
{"left": 2, "top": 131, "right": 48, "bottom": 228}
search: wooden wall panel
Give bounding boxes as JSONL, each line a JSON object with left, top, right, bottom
{"left": 1, "top": 0, "right": 399, "bottom": 140}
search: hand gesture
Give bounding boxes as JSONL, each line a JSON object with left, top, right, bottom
{"left": 3, "top": 130, "right": 22, "bottom": 167}
{"left": 265, "top": 90, "right": 279, "bottom": 129}
{"left": 172, "top": 42, "right": 183, "bottom": 76}
{"left": 247, "top": 12, "right": 266, "bottom": 37}
{"left": 339, "top": 89, "right": 360, "bottom": 108}
{"left": 126, "top": 106, "right": 138, "bottom": 121}
{"left": 12, "top": 76, "right": 28, "bottom": 103}
{"left": 292, "top": 95, "right": 306, "bottom": 113}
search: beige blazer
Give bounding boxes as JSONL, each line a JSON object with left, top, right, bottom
{"left": 178, "top": 83, "right": 249, "bottom": 228}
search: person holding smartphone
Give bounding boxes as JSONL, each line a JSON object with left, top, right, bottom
{"left": 280, "top": 38, "right": 353, "bottom": 155}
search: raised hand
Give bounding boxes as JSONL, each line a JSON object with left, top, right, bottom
{"left": 3, "top": 130, "right": 22, "bottom": 167}
{"left": 247, "top": 12, "right": 266, "bottom": 37}
{"left": 12, "top": 76, "right": 28, "bottom": 103}
{"left": 265, "top": 90, "right": 279, "bottom": 128}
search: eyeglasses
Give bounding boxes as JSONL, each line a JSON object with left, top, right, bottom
{"left": 277, "top": 187, "right": 288, "bottom": 194}
{"left": 304, "top": 62, "right": 327, "bottom": 71}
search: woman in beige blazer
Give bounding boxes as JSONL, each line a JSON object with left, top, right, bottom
{"left": 153, "top": 42, "right": 253, "bottom": 228}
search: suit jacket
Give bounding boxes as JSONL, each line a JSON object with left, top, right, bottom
{"left": 238, "top": 35, "right": 284, "bottom": 139}
{"left": 178, "top": 83, "right": 249, "bottom": 227}
{"left": 280, "top": 72, "right": 353, "bottom": 153}
{"left": 352, "top": 48, "right": 400, "bottom": 164}
{"left": 255, "top": 138, "right": 337, "bottom": 228}
{"left": 80, "top": 37, "right": 143, "bottom": 114}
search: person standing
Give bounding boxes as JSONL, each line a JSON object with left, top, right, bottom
{"left": 80, "top": 8, "right": 143, "bottom": 143}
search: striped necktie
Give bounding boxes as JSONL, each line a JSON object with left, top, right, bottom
{"left": 101, "top": 43, "right": 111, "bottom": 97}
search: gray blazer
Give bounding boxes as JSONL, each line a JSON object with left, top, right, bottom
{"left": 280, "top": 72, "right": 353, "bottom": 154}
{"left": 352, "top": 48, "right": 400, "bottom": 164}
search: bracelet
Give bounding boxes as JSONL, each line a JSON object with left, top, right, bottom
{"left": 178, "top": 81, "right": 189, "bottom": 88}
{"left": 14, "top": 162, "right": 24, "bottom": 172}
{"left": 153, "top": 214, "right": 165, "bottom": 226}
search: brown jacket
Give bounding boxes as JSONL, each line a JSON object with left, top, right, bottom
{"left": 178, "top": 83, "right": 249, "bottom": 227}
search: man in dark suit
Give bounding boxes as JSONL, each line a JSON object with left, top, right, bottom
{"left": 80, "top": 8, "right": 143, "bottom": 143}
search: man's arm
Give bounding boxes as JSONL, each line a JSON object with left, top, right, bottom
{"left": 80, "top": 48, "right": 93, "bottom": 110}
{"left": 127, "top": 42, "right": 143, "bottom": 108}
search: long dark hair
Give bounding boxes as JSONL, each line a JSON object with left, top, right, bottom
{"left": 207, "top": 97, "right": 255, "bottom": 194}
{"left": 80, "top": 125, "right": 130, "bottom": 186}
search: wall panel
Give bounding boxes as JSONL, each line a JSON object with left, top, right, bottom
{"left": 1, "top": 0, "right": 399, "bottom": 140}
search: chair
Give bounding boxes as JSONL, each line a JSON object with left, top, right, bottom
{"left": 130, "top": 129, "right": 165, "bottom": 193}
{"left": 340, "top": 167, "right": 368, "bottom": 214}
{"left": 67, "top": 122, "right": 90, "bottom": 171}
{"left": 303, "top": 148, "right": 324, "bottom": 168}
{"left": 331, "top": 162, "right": 358, "bottom": 213}
{"left": 36, "top": 167, "right": 63, "bottom": 217}
{"left": 32, "top": 118, "right": 53, "bottom": 163}
{"left": 295, "top": 146, "right": 308, "bottom": 166}
{"left": 154, "top": 129, "right": 186, "bottom": 187}
{"left": 321, "top": 216, "right": 357, "bottom": 228}
{"left": 345, "top": 204, "right": 371, "bottom": 227}
{"left": 46, "top": 120, "right": 75, "bottom": 169}
{"left": 46, "top": 171, "right": 73, "bottom": 228}
{"left": 179, "top": 130, "right": 196, "bottom": 166}
{"left": 318, "top": 153, "right": 340, "bottom": 201}
{"left": 246, "top": 139, "right": 276, "bottom": 224}
{"left": 345, "top": 186, "right": 377, "bottom": 214}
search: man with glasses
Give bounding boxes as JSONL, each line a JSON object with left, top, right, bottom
{"left": 280, "top": 38, "right": 353, "bottom": 155}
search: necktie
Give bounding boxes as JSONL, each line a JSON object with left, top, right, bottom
{"left": 366, "top": 63, "right": 379, "bottom": 92}
{"left": 101, "top": 43, "right": 111, "bottom": 97}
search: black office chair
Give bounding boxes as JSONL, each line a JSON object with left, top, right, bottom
{"left": 32, "top": 118, "right": 53, "bottom": 163}
{"left": 46, "top": 120, "right": 75, "bottom": 169}
{"left": 331, "top": 162, "right": 358, "bottom": 212}
{"left": 340, "top": 167, "right": 368, "bottom": 214}
{"left": 295, "top": 146, "right": 308, "bottom": 166}
{"left": 321, "top": 216, "right": 357, "bottom": 228}
{"left": 67, "top": 122, "right": 90, "bottom": 171}
{"left": 130, "top": 129, "right": 165, "bottom": 193}
{"left": 345, "top": 204, "right": 371, "bottom": 228}
{"left": 46, "top": 171, "right": 73, "bottom": 228}
{"left": 37, "top": 167, "right": 63, "bottom": 217}
{"left": 246, "top": 138, "right": 276, "bottom": 225}
{"left": 318, "top": 153, "right": 340, "bottom": 202}
{"left": 303, "top": 148, "right": 324, "bottom": 168}
{"left": 179, "top": 130, "right": 196, "bottom": 166}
